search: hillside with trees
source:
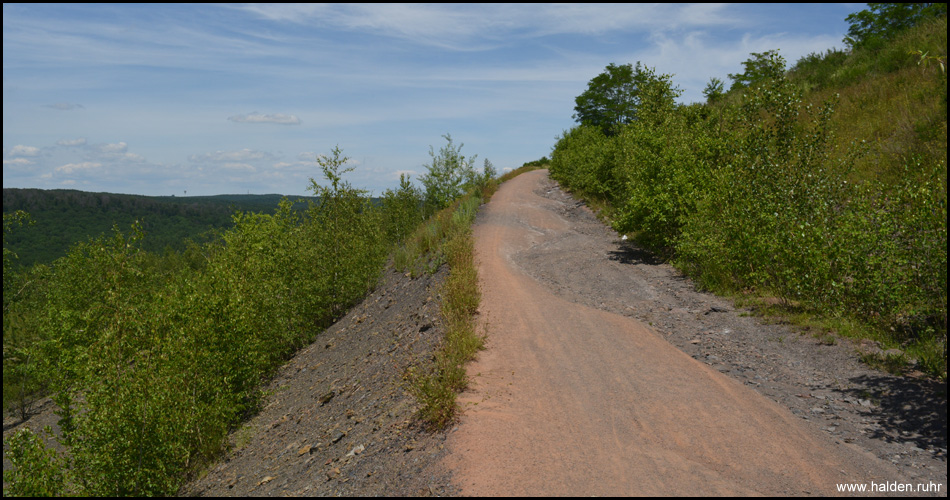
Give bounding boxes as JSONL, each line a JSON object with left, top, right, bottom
{"left": 2, "top": 189, "right": 321, "bottom": 268}
{"left": 2, "top": 139, "right": 497, "bottom": 496}
{"left": 549, "top": 4, "right": 946, "bottom": 379}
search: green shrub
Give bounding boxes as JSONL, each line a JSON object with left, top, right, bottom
{"left": 3, "top": 427, "right": 65, "bottom": 496}
{"left": 2, "top": 147, "right": 396, "bottom": 495}
{"left": 550, "top": 14, "right": 946, "bottom": 377}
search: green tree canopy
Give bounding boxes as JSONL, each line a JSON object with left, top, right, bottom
{"left": 574, "top": 63, "right": 638, "bottom": 132}
{"left": 703, "top": 77, "right": 725, "bottom": 103}
{"left": 419, "top": 134, "right": 477, "bottom": 214}
{"left": 574, "top": 62, "right": 681, "bottom": 134}
{"left": 728, "top": 50, "right": 787, "bottom": 92}
{"left": 844, "top": 3, "right": 948, "bottom": 50}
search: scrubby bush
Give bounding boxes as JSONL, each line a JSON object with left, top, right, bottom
{"left": 2, "top": 147, "right": 396, "bottom": 495}
{"left": 550, "top": 14, "right": 946, "bottom": 377}
{"left": 419, "top": 134, "right": 479, "bottom": 215}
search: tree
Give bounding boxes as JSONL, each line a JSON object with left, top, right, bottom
{"left": 844, "top": 3, "right": 948, "bottom": 50}
{"left": 574, "top": 62, "right": 681, "bottom": 134}
{"left": 419, "top": 134, "right": 477, "bottom": 214}
{"left": 574, "top": 63, "right": 638, "bottom": 133}
{"left": 3, "top": 210, "right": 33, "bottom": 310}
{"left": 381, "top": 173, "right": 424, "bottom": 245}
{"left": 728, "top": 50, "right": 786, "bottom": 92}
{"left": 703, "top": 77, "right": 725, "bottom": 103}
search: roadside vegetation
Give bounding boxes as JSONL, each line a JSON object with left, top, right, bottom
{"left": 1, "top": 135, "right": 505, "bottom": 495}
{"left": 405, "top": 156, "right": 547, "bottom": 429}
{"left": 549, "top": 5, "right": 946, "bottom": 380}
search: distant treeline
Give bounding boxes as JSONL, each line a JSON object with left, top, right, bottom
{"left": 2, "top": 188, "right": 321, "bottom": 268}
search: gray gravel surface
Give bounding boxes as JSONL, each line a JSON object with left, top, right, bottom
{"left": 508, "top": 175, "right": 946, "bottom": 492}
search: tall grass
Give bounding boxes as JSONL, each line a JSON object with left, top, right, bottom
{"left": 407, "top": 193, "right": 484, "bottom": 429}
{"left": 407, "top": 165, "right": 545, "bottom": 429}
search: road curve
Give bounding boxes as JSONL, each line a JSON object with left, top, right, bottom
{"left": 442, "top": 169, "right": 901, "bottom": 496}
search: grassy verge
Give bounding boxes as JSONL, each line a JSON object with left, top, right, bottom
{"left": 407, "top": 164, "right": 543, "bottom": 429}
{"left": 405, "top": 193, "right": 483, "bottom": 429}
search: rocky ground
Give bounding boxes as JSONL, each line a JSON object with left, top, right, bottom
{"left": 512, "top": 175, "right": 947, "bottom": 489}
{"left": 179, "top": 265, "right": 459, "bottom": 496}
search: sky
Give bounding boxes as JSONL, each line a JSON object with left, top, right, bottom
{"left": 3, "top": 3, "right": 860, "bottom": 197}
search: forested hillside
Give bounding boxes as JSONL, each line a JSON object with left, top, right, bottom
{"left": 550, "top": 5, "right": 946, "bottom": 378}
{"left": 2, "top": 139, "right": 497, "bottom": 496}
{"left": 2, "top": 189, "right": 319, "bottom": 268}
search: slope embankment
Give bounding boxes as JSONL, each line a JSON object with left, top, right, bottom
{"left": 177, "top": 265, "right": 459, "bottom": 496}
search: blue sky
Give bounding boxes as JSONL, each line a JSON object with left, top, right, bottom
{"left": 4, "top": 3, "right": 859, "bottom": 197}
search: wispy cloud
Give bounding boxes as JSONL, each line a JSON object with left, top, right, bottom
{"left": 227, "top": 112, "right": 301, "bottom": 125}
{"left": 9, "top": 145, "right": 41, "bottom": 157}
{"left": 56, "top": 161, "right": 102, "bottom": 174}
{"left": 3, "top": 158, "right": 34, "bottom": 167}
{"left": 45, "top": 102, "right": 85, "bottom": 110}
{"left": 220, "top": 163, "right": 256, "bottom": 172}
{"left": 235, "top": 4, "right": 738, "bottom": 50}
{"left": 98, "top": 142, "right": 128, "bottom": 153}
{"left": 57, "top": 138, "right": 87, "bottom": 147}
{"left": 189, "top": 149, "right": 275, "bottom": 163}
{"left": 3, "top": 3, "right": 857, "bottom": 196}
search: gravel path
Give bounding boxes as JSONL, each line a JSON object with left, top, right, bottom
{"left": 442, "top": 169, "right": 946, "bottom": 496}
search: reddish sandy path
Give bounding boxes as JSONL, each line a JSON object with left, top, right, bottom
{"left": 442, "top": 169, "right": 901, "bottom": 496}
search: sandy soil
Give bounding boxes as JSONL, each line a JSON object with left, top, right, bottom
{"left": 441, "top": 169, "right": 946, "bottom": 496}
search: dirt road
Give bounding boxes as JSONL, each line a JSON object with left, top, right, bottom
{"left": 442, "top": 169, "right": 923, "bottom": 496}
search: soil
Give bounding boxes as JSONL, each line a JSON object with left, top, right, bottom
{"left": 4, "top": 168, "right": 946, "bottom": 496}
{"left": 178, "top": 265, "right": 460, "bottom": 496}
{"left": 523, "top": 171, "right": 948, "bottom": 479}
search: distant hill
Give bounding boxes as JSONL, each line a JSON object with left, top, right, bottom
{"left": 2, "top": 188, "right": 320, "bottom": 268}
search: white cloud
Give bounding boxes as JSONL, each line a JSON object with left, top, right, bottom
{"left": 3, "top": 158, "right": 34, "bottom": 167}
{"left": 10, "top": 145, "right": 41, "bottom": 157}
{"left": 99, "top": 142, "right": 128, "bottom": 153}
{"left": 86, "top": 142, "right": 144, "bottom": 163}
{"left": 227, "top": 112, "right": 301, "bottom": 125}
{"left": 643, "top": 29, "right": 847, "bottom": 103}
{"left": 45, "top": 102, "right": 84, "bottom": 110}
{"left": 56, "top": 162, "right": 102, "bottom": 174}
{"left": 121, "top": 153, "right": 145, "bottom": 162}
{"left": 221, "top": 162, "right": 256, "bottom": 172}
{"left": 237, "top": 4, "right": 738, "bottom": 50}
{"left": 57, "top": 137, "right": 87, "bottom": 147}
{"left": 189, "top": 149, "right": 274, "bottom": 163}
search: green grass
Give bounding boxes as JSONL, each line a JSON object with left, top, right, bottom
{"left": 407, "top": 193, "right": 484, "bottom": 429}
{"left": 408, "top": 166, "right": 542, "bottom": 429}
